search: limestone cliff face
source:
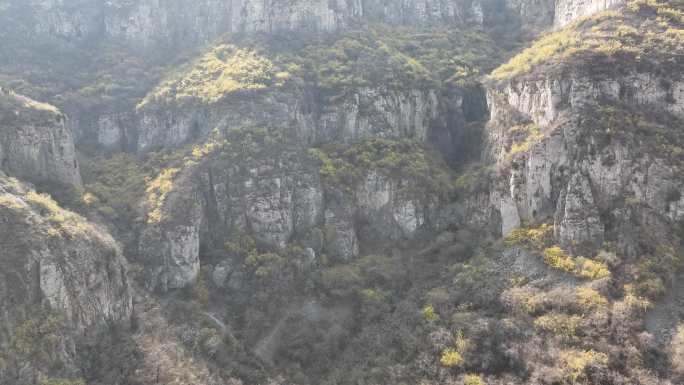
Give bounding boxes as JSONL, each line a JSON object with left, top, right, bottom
{"left": 135, "top": 87, "right": 441, "bottom": 152}
{"left": 12, "top": 0, "right": 529, "bottom": 47}
{"left": 0, "top": 88, "right": 81, "bottom": 187}
{"left": 483, "top": 70, "right": 684, "bottom": 255}
{"left": 0, "top": 174, "right": 132, "bottom": 382}
{"left": 24, "top": 0, "right": 622, "bottom": 46}
{"left": 487, "top": 74, "right": 684, "bottom": 145}
{"left": 138, "top": 131, "right": 446, "bottom": 291}
{"left": 554, "top": 0, "right": 625, "bottom": 27}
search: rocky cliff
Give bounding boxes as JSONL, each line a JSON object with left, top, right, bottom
{"left": 555, "top": 0, "right": 625, "bottom": 26}
{"left": 1, "top": 0, "right": 682, "bottom": 384}
{"left": 0, "top": 174, "right": 132, "bottom": 384}
{"left": 472, "top": 3, "right": 684, "bottom": 382}
{"left": 5, "top": 0, "right": 542, "bottom": 47}
{"left": 484, "top": 2, "right": 684, "bottom": 242}
{"left": 1, "top": 0, "right": 616, "bottom": 156}
{"left": 139, "top": 128, "right": 454, "bottom": 291}
{"left": 0, "top": 88, "right": 81, "bottom": 187}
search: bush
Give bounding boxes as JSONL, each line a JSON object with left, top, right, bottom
{"left": 320, "top": 264, "right": 364, "bottom": 298}
{"left": 504, "top": 224, "right": 553, "bottom": 250}
{"left": 5, "top": 310, "right": 64, "bottom": 366}
{"left": 560, "top": 349, "right": 608, "bottom": 383}
{"left": 422, "top": 305, "right": 440, "bottom": 322}
{"left": 534, "top": 313, "right": 582, "bottom": 339}
{"left": 576, "top": 257, "right": 611, "bottom": 280}
{"left": 503, "top": 287, "right": 547, "bottom": 315}
{"left": 543, "top": 247, "right": 576, "bottom": 273}
{"left": 440, "top": 348, "right": 464, "bottom": 368}
{"left": 575, "top": 287, "right": 609, "bottom": 313}
{"left": 542, "top": 247, "right": 612, "bottom": 280}
{"left": 464, "top": 374, "right": 486, "bottom": 385}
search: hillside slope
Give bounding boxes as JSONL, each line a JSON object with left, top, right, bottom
{"left": 0, "top": 0, "right": 682, "bottom": 384}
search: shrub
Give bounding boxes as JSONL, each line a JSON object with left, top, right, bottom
{"left": 575, "top": 287, "right": 609, "bottom": 313}
{"left": 504, "top": 224, "right": 553, "bottom": 250}
{"left": 422, "top": 305, "right": 440, "bottom": 322}
{"left": 576, "top": 257, "right": 611, "bottom": 280}
{"left": 453, "top": 166, "right": 492, "bottom": 196}
{"left": 543, "top": 247, "right": 576, "bottom": 273}
{"left": 453, "top": 330, "right": 472, "bottom": 356}
{"left": 543, "top": 247, "right": 611, "bottom": 280}
{"left": 0, "top": 194, "right": 25, "bottom": 211}
{"left": 245, "top": 252, "right": 285, "bottom": 279}
{"left": 534, "top": 313, "right": 582, "bottom": 339}
{"left": 636, "top": 277, "right": 667, "bottom": 299}
{"left": 622, "top": 284, "right": 654, "bottom": 313}
{"left": 560, "top": 349, "right": 608, "bottom": 383}
{"left": 320, "top": 264, "right": 364, "bottom": 298}
{"left": 464, "top": 374, "right": 486, "bottom": 385}
{"left": 503, "top": 287, "right": 547, "bottom": 315}
{"left": 8, "top": 310, "right": 64, "bottom": 364}
{"left": 24, "top": 191, "right": 90, "bottom": 236}
{"left": 440, "top": 348, "right": 464, "bottom": 367}
{"left": 359, "top": 288, "right": 389, "bottom": 303}
{"left": 508, "top": 124, "right": 544, "bottom": 157}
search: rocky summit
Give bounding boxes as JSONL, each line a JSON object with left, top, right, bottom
{"left": 0, "top": 0, "right": 682, "bottom": 384}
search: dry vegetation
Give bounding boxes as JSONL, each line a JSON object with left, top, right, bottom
{"left": 490, "top": 0, "right": 684, "bottom": 80}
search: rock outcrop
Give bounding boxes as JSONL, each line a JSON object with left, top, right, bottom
{"left": 0, "top": 174, "right": 132, "bottom": 383}
{"left": 554, "top": 172, "right": 604, "bottom": 252}
{"left": 136, "top": 86, "right": 442, "bottom": 153}
{"left": 138, "top": 129, "right": 450, "bottom": 290}
{"left": 7, "top": 0, "right": 536, "bottom": 47}
{"left": 0, "top": 88, "right": 81, "bottom": 187}
{"left": 485, "top": 70, "right": 684, "bottom": 237}
{"left": 554, "top": 0, "right": 625, "bottom": 27}
{"left": 480, "top": 0, "right": 684, "bottom": 248}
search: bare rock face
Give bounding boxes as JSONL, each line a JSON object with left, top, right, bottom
{"left": 0, "top": 174, "right": 132, "bottom": 383}
{"left": 0, "top": 88, "right": 81, "bottom": 187}
{"left": 483, "top": 69, "right": 684, "bottom": 257}
{"left": 136, "top": 86, "right": 441, "bottom": 153}
{"left": 487, "top": 75, "right": 684, "bottom": 152}
{"left": 356, "top": 170, "right": 426, "bottom": 242}
{"left": 504, "top": 0, "right": 556, "bottom": 28}
{"left": 323, "top": 188, "right": 360, "bottom": 262}
{"left": 555, "top": 172, "right": 604, "bottom": 252}
{"left": 139, "top": 167, "right": 203, "bottom": 292}
{"left": 138, "top": 127, "right": 447, "bottom": 290}
{"left": 554, "top": 0, "right": 625, "bottom": 27}
{"left": 10, "top": 0, "right": 528, "bottom": 47}
{"left": 138, "top": 134, "right": 325, "bottom": 291}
